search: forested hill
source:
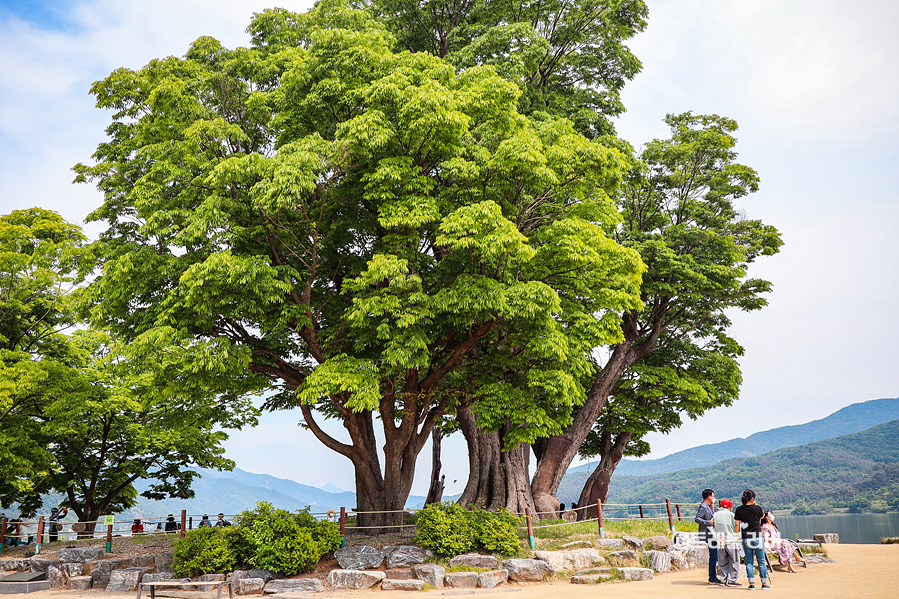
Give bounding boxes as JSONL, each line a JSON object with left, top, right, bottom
{"left": 593, "top": 397, "right": 899, "bottom": 476}
{"left": 604, "top": 419, "right": 899, "bottom": 513}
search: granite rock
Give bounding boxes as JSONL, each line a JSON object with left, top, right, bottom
{"left": 197, "top": 573, "right": 226, "bottom": 592}
{"left": 607, "top": 550, "right": 637, "bottom": 563}
{"left": 641, "top": 550, "right": 671, "bottom": 573}
{"left": 385, "top": 569, "right": 414, "bottom": 580}
{"left": 238, "top": 578, "right": 265, "bottom": 595}
{"left": 326, "top": 570, "right": 385, "bottom": 590}
{"left": 644, "top": 535, "right": 672, "bottom": 550}
{"left": 47, "top": 565, "right": 65, "bottom": 589}
{"left": 444, "top": 572, "right": 478, "bottom": 588}
{"left": 67, "top": 576, "right": 93, "bottom": 590}
{"left": 477, "top": 570, "right": 508, "bottom": 589}
{"left": 106, "top": 568, "right": 149, "bottom": 592}
{"left": 411, "top": 564, "right": 445, "bottom": 588}
{"left": 59, "top": 548, "right": 105, "bottom": 564}
{"left": 264, "top": 579, "right": 324, "bottom": 594}
{"left": 814, "top": 533, "right": 839, "bottom": 544}
{"left": 384, "top": 545, "right": 433, "bottom": 568}
{"left": 334, "top": 546, "right": 385, "bottom": 570}
{"left": 618, "top": 566, "right": 653, "bottom": 581}
{"left": 534, "top": 549, "right": 603, "bottom": 572}
{"left": 154, "top": 552, "right": 174, "bottom": 574}
{"left": 594, "top": 538, "right": 624, "bottom": 550}
{"left": 381, "top": 579, "right": 424, "bottom": 591}
{"left": 621, "top": 535, "right": 643, "bottom": 550}
{"left": 448, "top": 553, "right": 498, "bottom": 569}
{"left": 501, "top": 558, "right": 553, "bottom": 582}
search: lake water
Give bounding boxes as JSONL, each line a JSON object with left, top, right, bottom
{"left": 775, "top": 512, "right": 899, "bottom": 544}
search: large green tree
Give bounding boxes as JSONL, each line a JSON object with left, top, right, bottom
{"left": 76, "top": 4, "right": 644, "bottom": 525}
{"left": 0, "top": 208, "right": 93, "bottom": 511}
{"left": 24, "top": 330, "right": 257, "bottom": 534}
{"left": 529, "top": 113, "right": 783, "bottom": 515}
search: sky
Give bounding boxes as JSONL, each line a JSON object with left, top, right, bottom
{"left": 1, "top": 0, "right": 897, "bottom": 497}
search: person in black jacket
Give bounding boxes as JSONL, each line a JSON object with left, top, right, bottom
{"left": 164, "top": 514, "right": 179, "bottom": 533}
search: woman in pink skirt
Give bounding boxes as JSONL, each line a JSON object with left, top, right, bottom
{"left": 761, "top": 511, "right": 808, "bottom": 572}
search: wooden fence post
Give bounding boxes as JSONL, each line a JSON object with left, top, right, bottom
{"left": 638, "top": 505, "right": 644, "bottom": 519}
{"left": 676, "top": 504, "right": 682, "bottom": 521}
{"left": 524, "top": 508, "right": 536, "bottom": 550}
{"left": 180, "top": 510, "right": 187, "bottom": 538}
{"left": 339, "top": 507, "right": 346, "bottom": 548}
{"left": 0, "top": 517, "right": 7, "bottom": 553}
{"left": 35, "top": 517, "right": 45, "bottom": 555}
{"left": 106, "top": 522, "right": 113, "bottom": 553}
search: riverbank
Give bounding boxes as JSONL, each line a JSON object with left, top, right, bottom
{"left": 16, "top": 544, "right": 899, "bottom": 599}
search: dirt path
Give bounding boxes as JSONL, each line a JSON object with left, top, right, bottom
{"left": 21, "top": 544, "right": 899, "bottom": 599}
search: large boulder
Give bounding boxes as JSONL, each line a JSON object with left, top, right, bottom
{"left": 571, "top": 568, "right": 615, "bottom": 584}
{"left": 595, "top": 538, "right": 624, "bottom": 550}
{"left": 607, "top": 550, "right": 637, "bottom": 564}
{"left": 47, "top": 565, "right": 65, "bottom": 589}
{"left": 444, "top": 572, "right": 478, "bottom": 588}
{"left": 127, "top": 555, "right": 157, "bottom": 569}
{"left": 448, "top": 553, "right": 498, "bottom": 569}
{"left": 685, "top": 544, "right": 710, "bottom": 569}
{"left": 67, "top": 576, "right": 93, "bottom": 590}
{"left": 28, "top": 558, "right": 59, "bottom": 573}
{"left": 478, "top": 570, "right": 508, "bottom": 589}
{"left": 534, "top": 549, "right": 603, "bottom": 572}
{"left": 412, "top": 564, "right": 445, "bottom": 588}
{"left": 233, "top": 569, "right": 278, "bottom": 587}
{"left": 326, "top": 570, "right": 385, "bottom": 590}
{"left": 89, "top": 560, "right": 116, "bottom": 587}
{"left": 59, "top": 548, "right": 105, "bottom": 563}
{"left": 383, "top": 546, "right": 433, "bottom": 568}
{"left": 618, "top": 567, "right": 653, "bottom": 581}
{"left": 154, "top": 552, "right": 174, "bottom": 573}
{"left": 644, "top": 536, "right": 672, "bottom": 550}
{"left": 62, "top": 563, "right": 84, "bottom": 577}
{"left": 381, "top": 579, "right": 424, "bottom": 591}
{"left": 106, "top": 568, "right": 149, "bottom": 592}
{"left": 385, "top": 569, "right": 414, "bottom": 580}
{"left": 264, "top": 579, "right": 324, "bottom": 594}
{"left": 501, "top": 558, "right": 553, "bottom": 582}
{"left": 141, "top": 573, "right": 174, "bottom": 583}
{"left": 198, "top": 573, "right": 226, "bottom": 592}
{"left": 641, "top": 550, "right": 671, "bottom": 573}
{"left": 238, "top": 578, "right": 265, "bottom": 595}
{"left": 665, "top": 547, "right": 689, "bottom": 570}
{"left": 814, "top": 533, "right": 839, "bottom": 544}
{"left": 621, "top": 535, "right": 643, "bottom": 550}
{"left": 334, "top": 546, "right": 385, "bottom": 570}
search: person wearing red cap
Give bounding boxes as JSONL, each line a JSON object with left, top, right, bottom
{"left": 714, "top": 498, "right": 741, "bottom": 586}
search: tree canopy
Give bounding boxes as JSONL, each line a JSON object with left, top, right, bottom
{"left": 76, "top": 2, "right": 645, "bottom": 525}
{"left": 0, "top": 208, "right": 93, "bottom": 509}
{"left": 529, "top": 112, "right": 783, "bottom": 515}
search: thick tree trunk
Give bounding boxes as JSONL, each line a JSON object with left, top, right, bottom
{"left": 425, "top": 428, "right": 444, "bottom": 505}
{"left": 457, "top": 407, "right": 536, "bottom": 515}
{"left": 530, "top": 341, "right": 640, "bottom": 513}
{"left": 577, "top": 431, "right": 632, "bottom": 520}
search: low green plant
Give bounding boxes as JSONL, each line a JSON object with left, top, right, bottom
{"left": 415, "top": 503, "right": 522, "bottom": 557}
{"left": 234, "top": 502, "right": 341, "bottom": 575}
{"left": 173, "top": 526, "right": 236, "bottom": 577}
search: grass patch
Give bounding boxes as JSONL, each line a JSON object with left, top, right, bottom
{"left": 445, "top": 565, "right": 491, "bottom": 573}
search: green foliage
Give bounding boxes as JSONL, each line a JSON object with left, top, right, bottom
{"left": 605, "top": 420, "right": 899, "bottom": 512}
{"left": 415, "top": 502, "right": 522, "bottom": 556}
{"left": 235, "top": 502, "right": 341, "bottom": 575}
{"left": 76, "top": 0, "right": 645, "bottom": 516}
{"left": 173, "top": 526, "right": 236, "bottom": 577}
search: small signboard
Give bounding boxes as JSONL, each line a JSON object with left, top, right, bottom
{"left": 103, "top": 515, "right": 114, "bottom": 526}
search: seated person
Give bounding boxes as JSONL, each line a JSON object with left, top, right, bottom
{"left": 760, "top": 511, "right": 807, "bottom": 572}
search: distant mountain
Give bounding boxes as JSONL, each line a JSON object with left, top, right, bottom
{"left": 603, "top": 419, "right": 899, "bottom": 511}
{"left": 320, "top": 483, "right": 346, "bottom": 494}
{"left": 572, "top": 397, "right": 899, "bottom": 477}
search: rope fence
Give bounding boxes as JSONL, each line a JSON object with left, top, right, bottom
{"left": 3, "top": 499, "right": 691, "bottom": 554}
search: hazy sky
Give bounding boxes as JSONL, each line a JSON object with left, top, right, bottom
{"left": 1, "top": 0, "right": 896, "bottom": 496}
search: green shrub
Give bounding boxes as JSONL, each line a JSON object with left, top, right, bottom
{"left": 234, "top": 502, "right": 341, "bottom": 575}
{"left": 415, "top": 502, "right": 476, "bottom": 556}
{"left": 173, "top": 526, "right": 236, "bottom": 577}
{"left": 415, "top": 503, "right": 522, "bottom": 557}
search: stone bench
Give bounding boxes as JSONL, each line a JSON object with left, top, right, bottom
{"left": 137, "top": 580, "right": 233, "bottom": 599}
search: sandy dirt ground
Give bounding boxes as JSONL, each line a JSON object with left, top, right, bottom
{"left": 18, "top": 544, "right": 899, "bottom": 599}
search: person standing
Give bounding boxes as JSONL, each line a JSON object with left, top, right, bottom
{"left": 214, "top": 513, "right": 231, "bottom": 527}
{"left": 714, "top": 498, "right": 741, "bottom": 586}
{"left": 734, "top": 489, "right": 770, "bottom": 590}
{"left": 48, "top": 507, "right": 67, "bottom": 542}
{"left": 695, "top": 488, "right": 723, "bottom": 585}
{"left": 199, "top": 515, "right": 212, "bottom": 528}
